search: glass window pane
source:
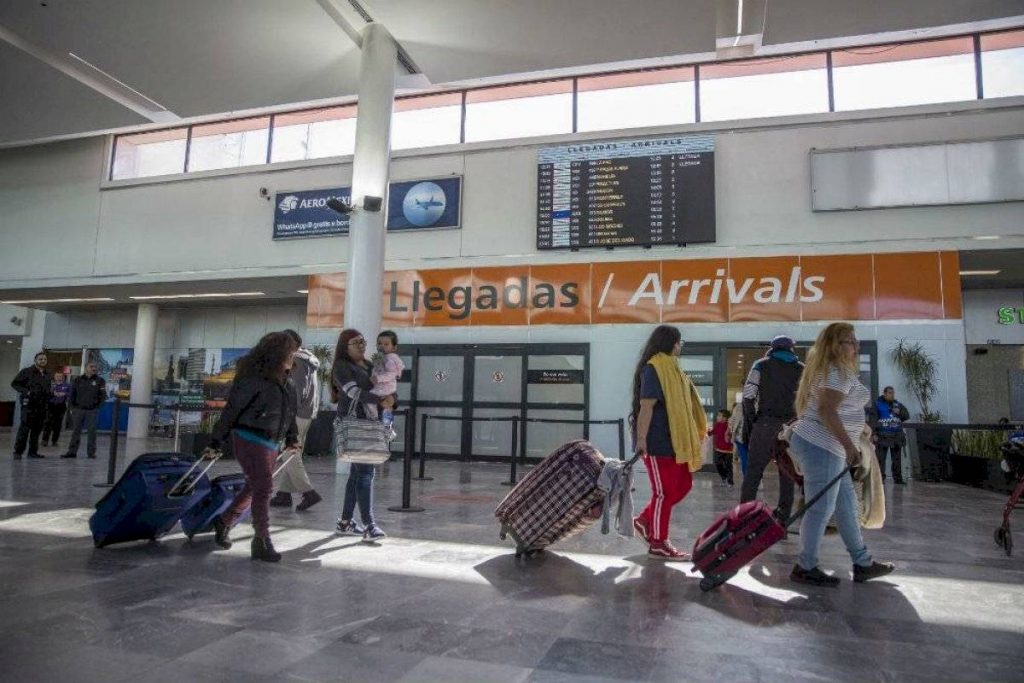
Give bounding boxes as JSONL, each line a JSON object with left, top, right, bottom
{"left": 188, "top": 116, "right": 270, "bottom": 172}
{"left": 464, "top": 80, "right": 572, "bottom": 142}
{"left": 982, "top": 30, "right": 1024, "bottom": 99}
{"left": 833, "top": 37, "right": 976, "bottom": 111}
{"left": 270, "top": 105, "right": 357, "bottom": 163}
{"left": 700, "top": 53, "right": 828, "bottom": 122}
{"left": 525, "top": 409, "right": 584, "bottom": 459}
{"left": 111, "top": 128, "right": 187, "bottom": 180}
{"left": 392, "top": 92, "right": 462, "bottom": 150}
{"left": 577, "top": 67, "right": 695, "bottom": 132}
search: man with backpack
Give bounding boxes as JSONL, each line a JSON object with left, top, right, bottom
{"left": 740, "top": 336, "right": 804, "bottom": 522}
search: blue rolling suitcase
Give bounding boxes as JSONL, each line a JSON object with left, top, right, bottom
{"left": 180, "top": 473, "right": 249, "bottom": 540}
{"left": 89, "top": 452, "right": 216, "bottom": 548}
{"left": 179, "top": 450, "right": 298, "bottom": 541}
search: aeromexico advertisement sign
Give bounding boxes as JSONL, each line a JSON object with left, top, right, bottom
{"left": 273, "top": 176, "right": 462, "bottom": 240}
{"left": 306, "top": 251, "right": 961, "bottom": 328}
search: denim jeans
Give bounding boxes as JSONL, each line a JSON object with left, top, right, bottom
{"left": 341, "top": 463, "right": 375, "bottom": 526}
{"left": 789, "top": 432, "right": 872, "bottom": 571}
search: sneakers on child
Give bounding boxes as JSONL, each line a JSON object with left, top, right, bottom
{"left": 335, "top": 519, "right": 365, "bottom": 536}
{"left": 647, "top": 541, "right": 690, "bottom": 562}
{"left": 632, "top": 516, "right": 651, "bottom": 543}
{"left": 363, "top": 524, "right": 387, "bottom": 542}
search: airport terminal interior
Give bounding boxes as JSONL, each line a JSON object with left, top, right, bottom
{"left": 1, "top": 2, "right": 1023, "bottom": 682}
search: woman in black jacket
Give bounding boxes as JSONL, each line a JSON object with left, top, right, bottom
{"left": 208, "top": 332, "right": 300, "bottom": 562}
{"left": 333, "top": 328, "right": 393, "bottom": 542}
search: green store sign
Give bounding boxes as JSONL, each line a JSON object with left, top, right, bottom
{"left": 997, "top": 307, "right": 1024, "bottom": 324}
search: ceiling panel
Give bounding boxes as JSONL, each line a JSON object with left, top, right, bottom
{"left": 0, "top": 40, "right": 147, "bottom": 142}
{"left": 765, "top": 0, "right": 1024, "bottom": 45}
{"left": 0, "top": 0, "right": 364, "bottom": 118}
{"left": 363, "top": 0, "right": 717, "bottom": 83}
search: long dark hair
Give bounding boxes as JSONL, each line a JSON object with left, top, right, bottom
{"left": 235, "top": 332, "right": 297, "bottom": 382}
{"left": 334, "top": 328, "right": 364, "bottom": 367}
{"left": 630, "top": 325, "right": 682, "bottom": 426}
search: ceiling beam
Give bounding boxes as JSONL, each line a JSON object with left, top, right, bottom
{"left": 0, "top": 22, "right": 179, "bottom": 124}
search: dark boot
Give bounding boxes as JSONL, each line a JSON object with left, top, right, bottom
{"left": 295, "top": 490, "right": 322, "bottom": 512}
{"left": 251, "top": 536, "right": 282, "bottom": 563}
{"left": 212, "top": 517, "right": 232, "bottom": 549}
{"left": 269, "top": 491, "right": 293, "bottom": 508}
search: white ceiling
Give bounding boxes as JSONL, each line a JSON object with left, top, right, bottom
{"left": 0, "top": 0, "right": 1022, "bottom": 146}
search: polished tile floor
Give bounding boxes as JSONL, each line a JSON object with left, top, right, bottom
{"left": 1, "top": 433, "right": 1022, "bottom": 683}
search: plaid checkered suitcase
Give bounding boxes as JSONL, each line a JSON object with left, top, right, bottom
{"left": 495, "top": 439, "right": 605, "bottom": 557}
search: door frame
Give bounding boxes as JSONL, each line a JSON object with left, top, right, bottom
{"left": 683, "top": 340, "right": 879, "bottom": 413}
{"left": 405, "top": 343, "right": 590, "bottom": 461}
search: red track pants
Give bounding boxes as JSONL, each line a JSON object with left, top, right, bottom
{"left": 637, "top": 454, "right": 693, "bottom": 542}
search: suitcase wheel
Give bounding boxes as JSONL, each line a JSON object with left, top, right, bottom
{"left": 699, "top": 572, "right": 734, "bottom": 592}
{"left": 186, "top": 534, "right": 194, "bottom": 542}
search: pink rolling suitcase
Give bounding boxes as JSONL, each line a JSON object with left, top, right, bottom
{"left": 495, "top": 440, "right": 607, "bottom": 557}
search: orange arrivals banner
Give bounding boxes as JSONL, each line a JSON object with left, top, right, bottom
{"left": 307, "top": 251, "right": 961, "bottom": 329}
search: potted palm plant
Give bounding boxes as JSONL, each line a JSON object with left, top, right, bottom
{"left": 891, "top": 340, "right": 946, "bottom": 481}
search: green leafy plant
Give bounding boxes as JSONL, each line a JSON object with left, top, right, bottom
{"left": 951, "top": 429, "right": 1008, "bottom": 459}
{"left": 891, "top": 339, "right": 942, "bottom": 422}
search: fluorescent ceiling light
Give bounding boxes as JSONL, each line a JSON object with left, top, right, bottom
{"left": 129, "top": 292, "right": 265, "bottom": 300}
{"left": 297, "top": 289, "right": 309, "bottom": 294}
{"left": 0, "top": 297, "right": 115, "bottom": 304}
{"left": 972, "top": 235, "right": 1001, "bottom": 240}
{"left": 959, "top": 270, "right": 1001, "bottom": 276}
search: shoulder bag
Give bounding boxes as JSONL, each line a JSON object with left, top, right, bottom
{"left": 334, "top": 391, "right": 392, "bottom": 465}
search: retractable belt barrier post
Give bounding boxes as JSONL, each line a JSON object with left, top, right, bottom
{"left": 415, "top": 412, "right": 433, "bottom": 481}
{"left": 94, "top": 397, "right": 122, "bottom": 488}
{"left": 387, "top": 409, "right": 424, "bottom": 513}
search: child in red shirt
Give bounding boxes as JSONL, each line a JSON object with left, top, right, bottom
{"left": 709, "top": 409, "right": 734, "bottom": 487}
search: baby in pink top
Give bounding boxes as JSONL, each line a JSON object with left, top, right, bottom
{"left": 371, "top": 330, "right": 404, "bottom": 425}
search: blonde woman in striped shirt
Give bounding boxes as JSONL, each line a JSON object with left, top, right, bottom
{"left": 789, "top": 323, "right": 895, "bottom": 587}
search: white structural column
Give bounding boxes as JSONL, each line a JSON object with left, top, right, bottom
{"left": 127, "top": 303, "right": 158, "bottom": 439}
{"left": 343, "top": 23, "right": 398, "bottom": 338}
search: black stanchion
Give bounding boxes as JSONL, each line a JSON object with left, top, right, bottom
{"left": 617, "top": 417, "right": 626, "bottom": 461}
{"left": 501, "top": 416, "right": 520, "bottom": 486}
{"left": 94, "top": 398, "right": 121, "bottom": 488}
{"left": 388, "top": 409, "right": 424, "bottom": 513}
{"left": 414, "top": 412, "right": 433, "bottom": 481}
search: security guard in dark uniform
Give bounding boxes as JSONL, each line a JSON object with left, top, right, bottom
{"left": 11, "top": 351, "right": 52, "bottom": 459}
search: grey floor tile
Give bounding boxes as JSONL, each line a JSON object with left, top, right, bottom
{"left": 535, "top": 638, "right": 661, "bottom": 680}
{"left": 396, "top": 656, "right": 532, "bottom": 683}
{"left": 179, "top": 628, "right": 331, "bottom": 675}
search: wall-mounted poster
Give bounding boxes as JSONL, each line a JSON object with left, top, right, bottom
{"left": 385, "top": 177, "right": 462, "bottom": 231}
{"left": 150, "top": 347, "right": 249, "bottom": 431}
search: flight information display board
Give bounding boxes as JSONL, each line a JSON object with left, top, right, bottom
{"left": 537, "top": 135, "right": 715, "bottom": 250}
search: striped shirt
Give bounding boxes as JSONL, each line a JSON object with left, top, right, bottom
{"left": 793, "top": 366, "right": 870, "bottom": 458}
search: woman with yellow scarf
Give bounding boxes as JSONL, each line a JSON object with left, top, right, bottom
{"left": 630, "top": 325, "right": 708, "bottom": 561}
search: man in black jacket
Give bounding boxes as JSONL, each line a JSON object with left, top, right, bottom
{"left": 64, "top": 362, "right": 107, "bottom": 459}
{"left": 867, "top": 386, "right": 911, "bottom": 484}
{"left": 740, "top": 336, "right": 804, "bottom": 522}
{"left": 11, "top": 351, "right": 52, "bottom": 459}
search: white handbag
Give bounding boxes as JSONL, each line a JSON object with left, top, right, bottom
{"left": 334, "top": 391, "right": 392, "bottom": 465}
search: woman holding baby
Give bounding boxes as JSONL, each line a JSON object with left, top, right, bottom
{"left": 332, "top": 328, "right": 399, "bottom": 542}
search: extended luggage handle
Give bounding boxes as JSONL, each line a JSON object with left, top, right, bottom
{"left": 167, "top": 451, "right": 223, "bottom": 498}
{"left": 783, "top": 466, "right": 852, "bottom": 528}
{"left": 272, "top": 447, "right": 300, "bottom": 477}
